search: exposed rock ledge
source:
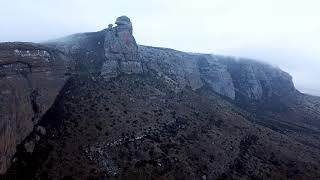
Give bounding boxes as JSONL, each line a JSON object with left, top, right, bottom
{"left": 0, "top": 16, "right": 297, "bottom": 174}
{"left": 46, "top": 16, "right": 295, "bottom": 101}
{"left": 0, "top": 42, "right": 72, "bottom": 174}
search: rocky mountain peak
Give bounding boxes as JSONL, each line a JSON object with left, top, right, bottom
{"left": 42, "top": 16, "right": 296, "bottom": 101}
{"left": 1, "top": 16, "right": 320, "bottom": 179}
{"left": 102, "top": 16, "right": 141, "bottom": 78}
{"left": 115, "top": 15, "right": 133, "bottom": 34}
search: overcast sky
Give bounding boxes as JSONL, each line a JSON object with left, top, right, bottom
{"left": 1, "top": 0, "right": 319, "bottom": 95}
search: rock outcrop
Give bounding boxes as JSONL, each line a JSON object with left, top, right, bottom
{"left": 102, "top": 16, "right": 142, "bottom": 78}
{"left": 1, "top": 16, "right": 318, "bottom": 179}
{"left": 219, "top": 57, "right": 295, "bottom": 100}
{"left": 137, "top": 46, "right": 295, "bottom": 101}
{"left": 138, "top": 46, "right": 236, "bottom": 98}
{"left": 0, "top": 43, "right": 72, "bottom": 174}
{"left": 45, "top": 16, "right": 295, "bottom": 102}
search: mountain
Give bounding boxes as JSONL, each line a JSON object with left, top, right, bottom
{"left": 1, "top": 16, "right": 320, "bottom": 179}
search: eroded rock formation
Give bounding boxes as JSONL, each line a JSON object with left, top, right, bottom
{"left": 1, "top": 16, "right": 319, "bottom": 179}
{"left": 45, "top": 16, "right": 295, "bottom": 101}
{"left": 102, "top": 16, "right": 141, "bottom": 78}
{"left": 0, "top": 43, "right": 72, "bottom": 174}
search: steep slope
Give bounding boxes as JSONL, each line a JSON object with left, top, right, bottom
{"left": 0, "top": 43, "right": 73, "bottom": 174}
{"left": 1, "top": 16, "right": 320, "bottom": 179}
{"left": 6, "top": 75, "right": 320, "bottom": 179}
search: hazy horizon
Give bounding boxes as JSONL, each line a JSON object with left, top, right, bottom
{"left": 1, "top": 0, "right": 319, "bottom": 96}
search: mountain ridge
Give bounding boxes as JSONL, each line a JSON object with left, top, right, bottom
{"left": 1, "top": 16, "right": 319, "bottom": 179}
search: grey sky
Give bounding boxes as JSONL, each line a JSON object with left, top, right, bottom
{"left": 1, "top": 0, "right": 319, "bottom": 95}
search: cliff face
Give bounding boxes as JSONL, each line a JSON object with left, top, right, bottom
{"left": 1, "top": 16, "right": 319, "bottom": 179}
{"left": 45, "top": 16, "right": 295, "bottom": 103}
{"left": 138, "top": 46, "right": 296, "bottom": 102}
{"left": 0, "top": 43, "right": 72, "bottom": 174}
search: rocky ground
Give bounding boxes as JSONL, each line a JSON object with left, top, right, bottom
{"left": 5, "top": 74, "right": 320, "bottom": 179}
{"left": 1, "top": 16, "right": 320, "bottom": 179}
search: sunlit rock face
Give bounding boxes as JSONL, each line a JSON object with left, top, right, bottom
{"left": 0, "top": 43, "right": 72, "bottom": 174}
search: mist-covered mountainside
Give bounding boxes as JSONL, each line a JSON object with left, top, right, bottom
{"left": 1, "top": 16, "right": 320, "bottom": 179}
